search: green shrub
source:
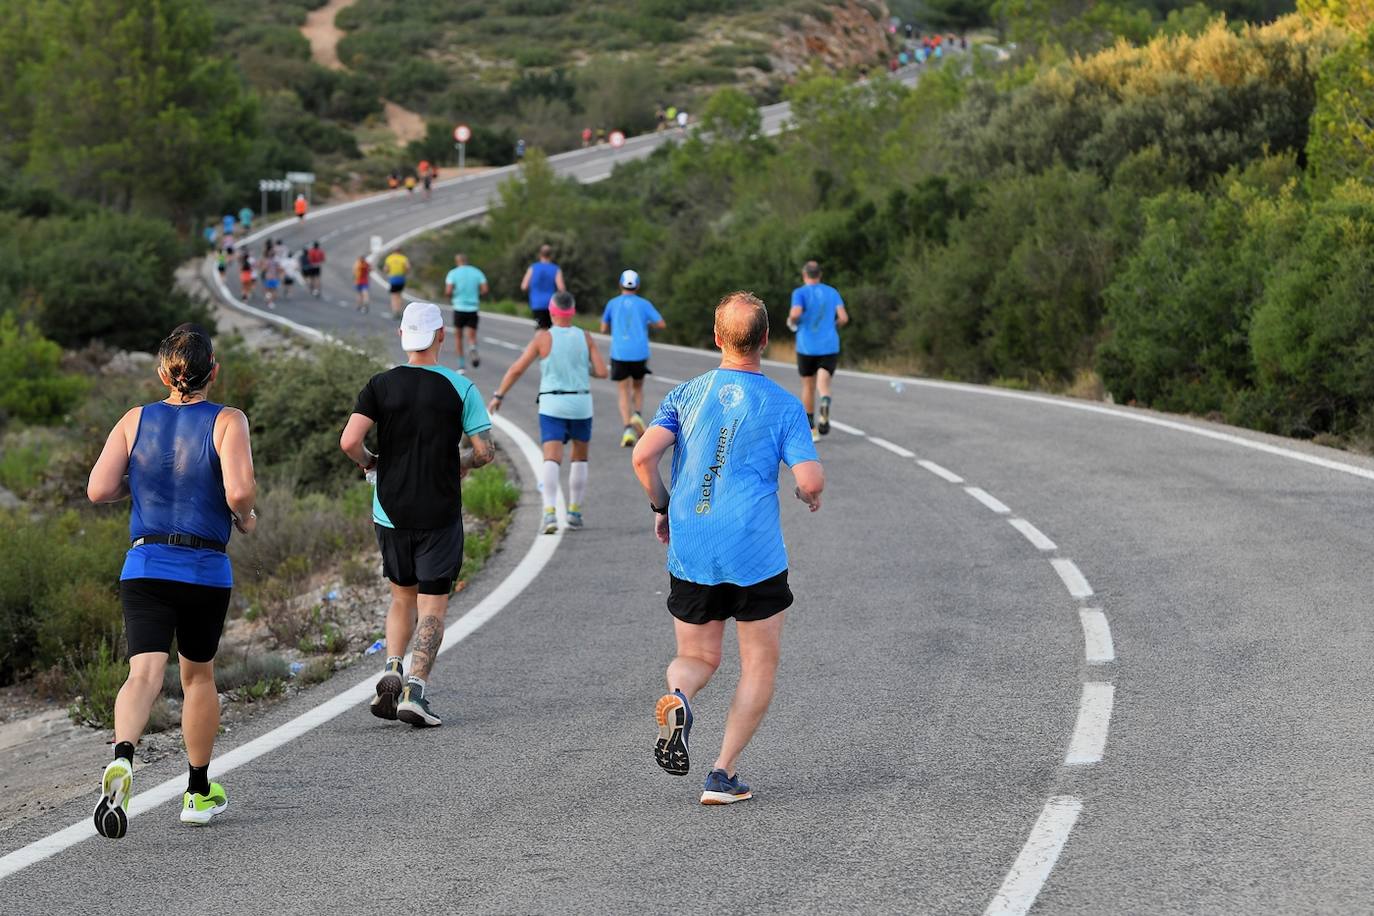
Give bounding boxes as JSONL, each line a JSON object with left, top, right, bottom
{"left": 249, "top": 343, "right": 382, "bottom": 494}
{"left": 67, "top": 639, "right": 126, "bottom": 729}
{"left": 0, "top": 435, "right": 51, "bottom": 494}
{"left": 464, "top": 464, "right": 520, "bottom": 522}
{"left": 0, "top": 315, "right": 87, "bottom": 424}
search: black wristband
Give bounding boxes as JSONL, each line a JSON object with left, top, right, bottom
{"left": 650, "top": 499, "right": 669, "bottom": 515}
{"left": 493, "top": 392, "right": 504, "bottom": 400}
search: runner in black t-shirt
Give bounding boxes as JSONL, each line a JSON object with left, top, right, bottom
{"left": 339, "top": 301, "right": 495, "bottom": 728}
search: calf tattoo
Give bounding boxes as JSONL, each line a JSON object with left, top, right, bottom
{"left": 411, "top": 615, "right": 444, "bottom": 679}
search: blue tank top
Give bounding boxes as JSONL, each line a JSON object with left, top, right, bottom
{"left": 121, "top": 400, "right": 234, "bottom": 588}
{"left": 539, "top": 326, "right": 593, "bottom": 420}
{"left": 528, "top": 261, "right": 559, "bottom": 311}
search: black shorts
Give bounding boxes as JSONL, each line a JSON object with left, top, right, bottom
{"left": 121, "top": 578, "right": 232, "bottom": 663}
{"left": 390, "top": 278, "right": 407, "bottom": 293}
{"left": 375, "top": 521, "right": 464, "bottom": 595}
{"left": 667, "top": 570, "right": 793, "bottom": 625}
{"left": 797, "top": 353, "right": 838, "bottom": 378}
{"left": 611, "top": 359, "right": 650, "bottom": 381}
{"left": 532, "top": 309, "right": 552, "bottom": 330}
{"left": 302, "top": 266, "right": 320, "bottom": 277}
{"left": 451, "top": 310, "right": 479, "bottom": 329}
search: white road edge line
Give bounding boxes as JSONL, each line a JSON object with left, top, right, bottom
{"left": 868, "top": 436, "right": 916, "bottom": 459}
{"left": 917, "top": 459, "right": 964, "bottom": 483}
{"left": 1064, "top": 682, "right": 1115, "bottom": 765}
{"left": 983, "top": 795, "right": 1084, "bottom": 916}
{"left": 828, "top": 420, "right": 866, "bottom": 436}
{"left": 1008, "top": 518, "right": 1057, "bottom": 551}
{"left": 0, "top": 414, "right": 557, "bottom": 882}
{"left": 965, "top": 487, "right": 1011, "bottom": 515}
{"left": 1051, "top": 558, "right": 1094, "bottom": 599}
{"left": 1079, "top": 609, "right": 1115, "bottom": 664}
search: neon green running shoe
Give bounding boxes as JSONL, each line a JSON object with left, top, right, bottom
{"left": 180, "top": 782, "right": 228, "bottom": 826}
{"left": 93, "top": 758, "right": 132, "bottom": 839}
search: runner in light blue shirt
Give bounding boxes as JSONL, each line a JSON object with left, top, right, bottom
{"left": 632, "top": 291, "right": 824, "bottom": 806}
{"left": 788, "top": 260, "right": 849, "bottom": 441}
{"left": 600, "top": 269, "right": 666, "bottom": 448}
{"left": 443, "top": 253, "right": 489, "bottom": 370}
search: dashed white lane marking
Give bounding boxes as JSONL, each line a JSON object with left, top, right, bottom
{"left": 868, "top": 436, "right": 916, "bottom": 458}
{"left": 983, "top": 795, "right": 1084, "bottom": 916}
{"left": 917, "top": 459, "right": 963, "bottom": 483}
{"left": 965, "top": 487, "right": 1011, "bottom": 514}
{"left": 1050, "top": 558, "right": 1094, "bottom": 599}
{"left": 1008, "top": 518, "right": 1056, "bottom": 551}
{"left": 1079, "top": 609, "right": 1115, "bottom": 664}
{"left": 654, "top": 375, "right": 684, "bottom": 385}
{"left": 1064, "top": 682, "right": 1115, "bottom": 765}
{"left": 481, "top": 336, "right": 522, "bottom": 351}
{"left": 828, "top": 420, "right": 865, "bottom": 436}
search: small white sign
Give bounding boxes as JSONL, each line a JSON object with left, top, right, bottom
{"left": 454, "top": 124, "right": 472, "bottom": 143}
{"left": 609, "top": 130, "right": 626, "bottom": 149}
{"left": 286, "top": 171, "right": 316, "bottom": 184}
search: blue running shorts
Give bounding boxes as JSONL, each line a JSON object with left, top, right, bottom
{"left": 539, "top": 414, "right": 592, "bottom": 444}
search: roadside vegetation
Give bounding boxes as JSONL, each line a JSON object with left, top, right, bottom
{"left": 422, "top": 5, "right": 1374, "bottom": 450}
{"left": 0, "top": 333, "right": 520, "bottom": 730}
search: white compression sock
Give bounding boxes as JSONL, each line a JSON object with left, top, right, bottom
{"left": 541, "top": 460, "right": 560, "bottom": 511}
{"left": 569, "top": 461, "right": 588, "bottom": 509}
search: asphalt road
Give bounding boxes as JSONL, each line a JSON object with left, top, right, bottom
{"left": 7, "top": 66, "right": 1374, "bottom": 914}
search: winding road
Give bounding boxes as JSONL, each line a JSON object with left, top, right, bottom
{"left": 4, "top": 75, "right": 1374, "bottom": 915}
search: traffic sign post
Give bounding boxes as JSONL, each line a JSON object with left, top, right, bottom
{"left": 609, "top": 130, "right": 626, "bottom": 151}
{"left": 454, "top": 124, "right": 471, "bottom": 171}
{"left": 258, "top": 177, "right": 291, "bottom": 219}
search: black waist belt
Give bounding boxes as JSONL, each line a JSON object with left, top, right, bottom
{"left": 131, "top": 534, "right": 227, "bottom": 552}
{"left": 538, "top": 389, "right": 590, "bottom": 397}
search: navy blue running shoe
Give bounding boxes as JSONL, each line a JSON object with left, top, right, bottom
{"left": 700, "top": 769, "right": 752, "bottom": 805}
{"left": 654, "top": 689, "right": 692, "bottom": 776}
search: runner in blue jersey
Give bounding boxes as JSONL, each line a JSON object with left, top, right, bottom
{"left": 444, "top": 252, "right": 488, "bottom": 369}
{"left": 632, "top": 291, "right": 825, "bottom": 805}
{"left": 86, "top": 324, "right": 258, "bottom": 836}
{"left": 788, "top": 260, "right": 849, "bottom": 441}
{"left": 340, "top": 302, "right": 495, "bottom": 729}
{"left": 600, "top": 269, "right": 666, "bottom": 447}
{"left": 489, "top": 291, "right": 608, "bottom": 533}
{"left": 519, "top": 244, "right": 565, "bottom": 330}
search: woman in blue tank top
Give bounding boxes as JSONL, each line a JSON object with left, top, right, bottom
{"left": 519, "top": 243, "right": 566, "bottom": 330}
{"left": 86, "top": 323, "right": 257, "bottom": 837}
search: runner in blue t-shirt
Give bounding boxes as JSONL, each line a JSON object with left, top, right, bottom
{"left": 443, "top": 252, "right": 489, "bottom": 370}
{"left": 519, "top": 244, "right": 565, "bottom": 330}
{"left": 788, "top": 260, "right": 849, "bottom": 441}
{"left": 600, "top": 269, "right": 665, "bottom": 447}
{"left": 632, "top": 291, "right": 825, "bottom": 806}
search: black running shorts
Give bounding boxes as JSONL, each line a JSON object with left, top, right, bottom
{"left": 667, "top": 570, "right": 793, "bottom": 625}
{"left": 611, "top": 359, "right": 650, "bottom": 382}
{"left": 797, "top": 353, "right": 838, "bottom": 378}
{"left": 452, "top": 310, "right": 479, "bottom": 330}
{"left": 375, "top": 521, "right": 464, "bottom": 593}
{"left": 121, "top": 578, "right": 232, "bottom": 663}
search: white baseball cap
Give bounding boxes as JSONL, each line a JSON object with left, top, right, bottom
{"left": 400, "top": 301, "right": 443, "bottom": 351}
{"left": 619, "top": 269, "right": 640, "bottom": 290}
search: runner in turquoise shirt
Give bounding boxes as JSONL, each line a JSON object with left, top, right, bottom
{"left": 444, "top": 252, "right": 488, "bottom": 369}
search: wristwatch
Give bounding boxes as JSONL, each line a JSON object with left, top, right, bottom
{"left": 650, "top": 499, "right": 669, "bottom": 515}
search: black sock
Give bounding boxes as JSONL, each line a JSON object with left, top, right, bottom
{"left": 188, "top": 764, "right": 210, "bottom": 796}
{"left": 114, "top": 741, "right": 134, "bottom": 763}
{"left": 807, "top": 413, "right": 815, "bottom": 428}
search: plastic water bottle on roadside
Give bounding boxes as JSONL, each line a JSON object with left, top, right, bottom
{"left": 364, "top": 638, "right": 385, "bottom": 655}
{"left": 289, "top": 661, "right": 305, "bottom": 677}
{"left": 890, "top": 380, "right": 905, "bottom": 394}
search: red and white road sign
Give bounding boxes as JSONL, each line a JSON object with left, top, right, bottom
{"left": 609, "top": 130, "right": 626, "bottom": 149}
{"left": 454, "top": 124, "right": 472, "bottom": 143}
